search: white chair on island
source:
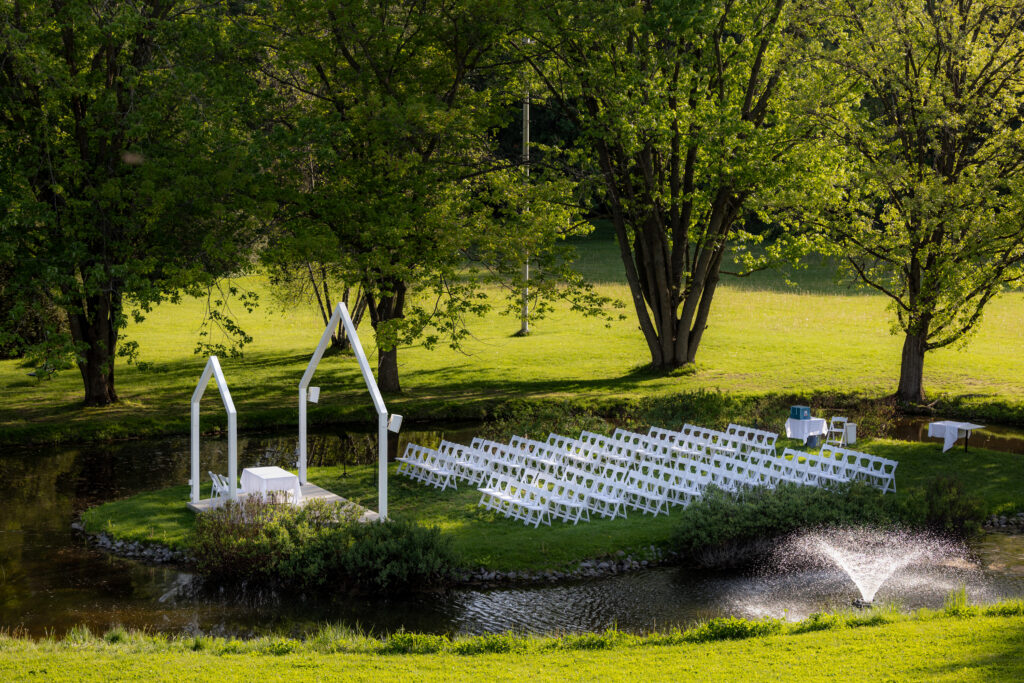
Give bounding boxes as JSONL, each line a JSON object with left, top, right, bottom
{"left": 209, "top": 471, "right": 230, "bottom": 499}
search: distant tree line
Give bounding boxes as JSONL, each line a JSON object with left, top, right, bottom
{"left": 1, "top": 0, "right": 1022, "bottom": 405}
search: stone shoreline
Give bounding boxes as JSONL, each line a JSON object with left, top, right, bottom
{"left": 984, "top": 512, "right": 1024, "bottom": 532}
{"left": 73, "top": 519, "right": 676, "bottom": 584}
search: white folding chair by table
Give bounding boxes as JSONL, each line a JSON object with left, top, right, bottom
{"left": 209, "top": 471, "right": 229, "bottom": 499}
{"left": 827, "top": 417, "right": 848, "bottom": 446}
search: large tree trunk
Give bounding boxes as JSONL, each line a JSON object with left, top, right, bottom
{"left": 366, "top": 280, "right": 406, "bottom": 394}
{"left": 896, "top": 330, "right": 927, "bottom": 403}
{"left": 66, "top": 290, "right": 120, "bottom": 406}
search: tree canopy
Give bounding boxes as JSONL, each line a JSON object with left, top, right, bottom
{"left": 815, "top": 0, "right": 1024, "bottom": 402}
{"left": 524, "top": 0, "right": 843, "bottom": 369}
{"left": 0, "top": 0, "right": 261, "bottom": 404}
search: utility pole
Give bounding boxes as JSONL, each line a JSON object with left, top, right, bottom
{"left": 517, "top": 48, "right": 531, "bottom": 337}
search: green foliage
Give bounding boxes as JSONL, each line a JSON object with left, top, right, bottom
{"left": 339, "top": 517, "right": 459, "bottom": 591}
{"left": 982, "top": 600, "right": 1024, "bottom": 617}
{"left": 102, "top": 626, "right": 128, "bottom": 644}
{"left": 669, "top": 482, "right": 906, "bottom": 567}
{"left": 449, "top": 632, "right": 530, "bottom": 655}
{"left": 188, "top": 497, "right": 458, "bottom": 592}
{"left": 250, "top": 0, "right": 604, "bottom": 390}
{"left": 943, "top": 584, "right": 976, "bottom": 617}
{"left": 380, "top": 632, "right": 450, "bottom": 655}
{"left": 924, "top": 477, "right": 986, "bottom": 539}
{"left": 682, "top": 617, "right": 785, "bottom": 643}
{"left": 0, "top": 0, "right": 263, "bottom": 403}
{"left": 810, "top": 0, "right": 1024, "bottom": 400}
{"left": 526, "top": 0, "right": 844, "bottom": 368}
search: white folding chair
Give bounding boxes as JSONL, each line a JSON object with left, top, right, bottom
{"left": 209, "top": 471, "right": 229, "bottom": 499}
{"left": 827, "top": 416, "right": 849, "bottom": 446}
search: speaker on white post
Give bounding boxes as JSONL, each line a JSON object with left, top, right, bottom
{"left": 308, "top": 386, "right": 320, "bottom": 403}
{"left": 387, "top": 413, "right": 403, "bottom": 433}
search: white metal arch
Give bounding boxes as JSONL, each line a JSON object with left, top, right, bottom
{"left": 190, "top": 356, "right": 237, "bottom": 504}
{"left": 298, "top": 302, "right": 399, "bottom": 519}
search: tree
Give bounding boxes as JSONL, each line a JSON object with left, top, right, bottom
{"left": 818, "top": 0, "right": 1024, "bottom": 402}
{"left": 525, "top": 0, "right": 842, "bottom": 370}
{"left": 0, "top": 0, "right": 260, "bottom": 404}
{"left": 250, "top": 0, "right": 594, "bottom": 392}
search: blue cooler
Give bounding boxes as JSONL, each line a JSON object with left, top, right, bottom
{"left": 790, "top": 405, "right": 811, "bottom": 420}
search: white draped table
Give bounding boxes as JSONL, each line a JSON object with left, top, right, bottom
{"left": 784, "top": 417, "right": 828, "bottom": 445}
{"left": 240, "top": 466, "right": 303, "bottom": 503}
{"left": 927, "top": 421, "right": 985, "bottom": 453}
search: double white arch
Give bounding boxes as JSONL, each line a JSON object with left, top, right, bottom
{"left": 298, "top": 302, "right": 399, "bottom": 519}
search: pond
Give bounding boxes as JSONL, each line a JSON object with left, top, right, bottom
{"left": 892, "top": 417, "right": 1024, "bottom": 455}
{"left": 1, "top": 426, "right": 1023, "bottom": 639}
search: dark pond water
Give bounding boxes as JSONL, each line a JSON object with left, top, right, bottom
{"left": 2, "top": 425, "right": 1023, "bottom": 639}
{"left": 892, "top": 417, "right": 1024, "bottom": 455}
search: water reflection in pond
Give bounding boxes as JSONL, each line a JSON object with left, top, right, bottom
{"left": 1, "top": 428, "right": 1023, "bottom": 639}
{"left": 892, "top": 417, "right": 1024, "bottom": 455}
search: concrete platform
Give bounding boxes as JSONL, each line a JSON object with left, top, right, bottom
{"left": 186, "top": 483, "right": 379, "bottom": 522}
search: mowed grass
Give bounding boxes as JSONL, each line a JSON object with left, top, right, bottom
{"left": 82, "top": 439, "right": 1024, "bottom": 571}
{"left": 2, "top": 613, "right": 1024, "bottom": 682}
{"left": 4, "top": 238, "right": 1024, "bottom": 444}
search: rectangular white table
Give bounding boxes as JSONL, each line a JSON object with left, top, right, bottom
{"left": 240, "top": 466, "right": 303, "bottom": 503}
{"left": 785, "top": 417, "right": 828, "bottom": 445}
{"left": 928, "top": 421, "right": 985, "bottom": 453}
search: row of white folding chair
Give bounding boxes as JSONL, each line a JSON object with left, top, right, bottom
{"left": 476, "top": 437, "right": 628, "bottom": 523}
{"left": 470, "top": 438, "right": 536, "bottom": 480}
{"left": 479, "top": 437, "right": 562, "bottom": 479}
{"left": 780, "top": 448, "right": 850, "bottom": 487}
{"left": 545, "top": 432, "right": 597, "bottom": 459}
{"left": 726, "top": 423, "right": 779, "bottom": 450}
{"left": 396, "top": 444, "right": 459, "bottom": 491}
{"left": 546, "top": 432, "right": 634, "bottom": 474}
{"left": 562, "top": 464, "right": 629, "bottom": 519}
{"left": 818, "top": 444, "right": 898, "bottom": 493}
{"left": 609, "top": 428, "right": 676, "bottom": 465}
{"left": 508, "top": 436, "right": 568, "bottom": 474}
{"left": 477, "top": 469, "right": 552, "bottom": 527}
{"left": 577, "top": 431, "right": 642, "bottom": 467}
{"left": 438, "top": 440, "right": 490, "bottom": 485}
{"left": 530, "top": 470, "right": 591, "bottom": 524}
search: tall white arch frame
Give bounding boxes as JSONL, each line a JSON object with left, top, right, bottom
{"left": 190, "top": 356, "right": 237, "bottom": 504}
{"left": 298, "top": 302, "right": 399, "bottom": 519}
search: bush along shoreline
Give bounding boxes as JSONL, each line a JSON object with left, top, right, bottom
{"left": 78, "top": 474, "right": 993, "bottom": 591}
{"left": 11, "top": 385, "right": 1024, "bottom": 448}
{"left": 76, "top": 509, "right": 679, "bottom": 587}
{"left": 667, "top": 478, "right": 987, "bottom": 569}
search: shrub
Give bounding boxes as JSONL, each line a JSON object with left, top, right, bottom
{"left": 380, "top": 631, "right": 449, "bottom": 655}
{"left": 340, "top": 517, "right": 458, "bottom": 591}
{"left": 943, "top": 585, "right": 978, "bottom": 617}
{"left": 982, "top": 600, "right": 1024, "bottom": 617}
{"left": 450, "top": 632, "right": 529, "bottom": 655}
{"left": 683, "top": 617, "right": 784, "bottom": 643}
{"left": 102, "top": 626, "right": 128, "bottom": 644}
{"left": 924, "top": 477, "right": 985, "bottom": 538}
{"left": 669, "top": 482, "right": 904, "bottom": 567}
{"left": 188, "top": 498, "right": 458, "bottom": 591}
{"left": 552, "top": 630, "right": 633, "bottom": 651}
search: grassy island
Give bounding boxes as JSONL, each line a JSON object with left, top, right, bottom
{"left": 82, "top": 439, "right": 1024, "bottom": 573}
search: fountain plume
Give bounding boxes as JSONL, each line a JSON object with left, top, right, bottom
{"left": 778, "top": 527, "right": 966, "bottom": 604}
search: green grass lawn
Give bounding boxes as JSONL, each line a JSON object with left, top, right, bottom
{"left": 81, "top": 439, "right": 1024, "bottom": 571}
{"left": 4, "top": 236, "right": 1024, "bottom": 445}
{"left": 2, "top": 610, "right": 1023, "bottom": 682}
